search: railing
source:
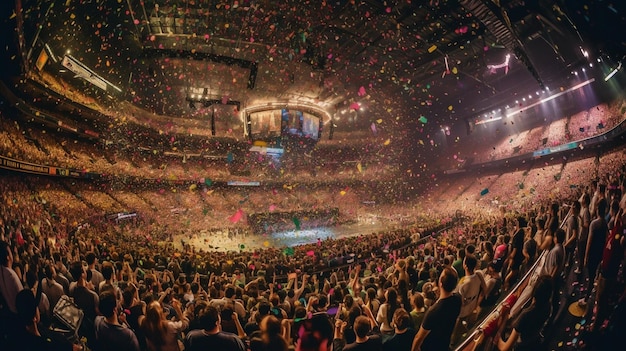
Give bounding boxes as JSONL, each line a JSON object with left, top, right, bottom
{"left": 454, "top": 207, "right": 573, "bottom": 351}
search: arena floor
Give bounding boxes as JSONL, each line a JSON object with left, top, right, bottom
{"left": 172, "top": 222, "right": 389, "bottom": 252}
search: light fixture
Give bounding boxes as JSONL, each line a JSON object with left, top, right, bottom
{"left": 604, "top": 61, "right": 622, "bottom": 81}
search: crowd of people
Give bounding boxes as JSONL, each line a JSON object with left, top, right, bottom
{"left": 1, "top": 149, "right": 626, "bottom": 351}
{"left": 453, "top": 100, "right": 625, "bottom": 166}
{"left": 0, "top": 74, "right": 625, "bottom": 351}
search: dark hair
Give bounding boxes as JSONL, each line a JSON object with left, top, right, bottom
{"left": 597, "top": 198, "right": 607, "bottom": 217}
{"left": 554, "top": 228, "right": 566, "bottom": 244}
{"left": 465, "top": 244, "right": 476, "bottom": 255}
{"left": 517, "top": 216, "right": 528, "bottom": 228}
{"left": 464, "top": 255, "right": 478, "bottom": 273}
{"left": 354, "top": 315, "right": 371, "bottom": 338}
{"left": 297, "top": 313, "right": 333, "bottom": 351}
{"left": 16, "top": 289, "right": 37, "bottom": 326}
{"left": 86, "top": 252, "right": 97, "bottom": 265}
{"left": 261, "top": 315, "right": 288, "bottom": 351}
{"left": 0, "top": 241, "right": 10, "bottom": 266}
{"left": 122, "top": 285, "right": 136, "bottom": 307}
{"left": 102, "top": 264, "right": 114, "bottom": 280}
{"left": 99, "top": 291, "right": 118, "bottom": 318}
{"left": 532, "top": 275, "right": 553, "bottom": 305}
{"left": 385, "top": 288, "right": 400, "bottom": 324}
{"left": 198, "top": 305, "right": 220, "bottom": 330}
{"left": 69, "top": 261, "right": 84, "bottom": 281}
{"left": 224, "top": 285, "right": 236, "bottom": 298}
{"left": 44, "top": 263, "right": 54, "bottom": 280}
{"left": 393, "top": 308, "right": 411, "bottom": 330}
{"left": 439, "top": 267, "right": 458, "bottom": 293}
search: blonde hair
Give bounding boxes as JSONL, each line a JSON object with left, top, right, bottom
{"left": 142, "top": 301, "right": 168, "bottom": 348}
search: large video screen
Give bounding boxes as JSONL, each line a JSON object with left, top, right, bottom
{"left": 281, "top": 109, "right": 320, "bottom": 140}
{"left": 249, "top": 109, "right": 321, "bottom": 142}
{"left": 249, "top": 110, "right": 282, "bottom": 140}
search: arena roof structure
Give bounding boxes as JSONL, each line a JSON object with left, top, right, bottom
{"left": 1, "top": 0, "right": 625, "bottom": 176}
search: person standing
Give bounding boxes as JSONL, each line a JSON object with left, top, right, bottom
{"left": 0, "top": 241, "right": 24, "bottom": 346}
{"left": 94, "top": 291, "right": 140, "bottom": 351}
{"left": 564, "top": 201, "right": 581, "bottom": 273}
{"left": 542, "top": 228, "right": 566, "bottom": 325}
{"left": 0, "top": 241, "right": 23, "bottom": 315}
{"left": 383, "top": 309, "right": 417, "bottom": 351}
{"left": 184, "top": 305, "right": 246, "bottom": 351}
{"left": 590, "top": 200, "right": 624, "bottom": 332}
{"left": 41, "top": 263, "right": 64, "bottom": 310}
{"left": 580, "top": 199, "right": 609, "bottom": 307}
{"left": 576, "top": 194, "right": 592, "bottom": 275}
{"left": 411, "top": 267, "right": 461, "bottom": 351}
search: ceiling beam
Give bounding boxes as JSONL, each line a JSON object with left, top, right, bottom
{"left": 460, "top": 0, "right": 545, "bottom": 88}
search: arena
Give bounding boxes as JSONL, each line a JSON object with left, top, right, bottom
{"left": 1, "top": 1, "right": 625, "bottom": 351}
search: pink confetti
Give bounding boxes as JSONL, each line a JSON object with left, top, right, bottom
{"left": 358, "top": 86, "right": 366, "bottom": 96}
{"left": 229, "top": 209, "right": 244, "bottom": 223}
{"left": 350, "top": 102, "right": 360, "bottom": 110}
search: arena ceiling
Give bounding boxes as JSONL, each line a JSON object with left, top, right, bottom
{"left": 4, "top": 1, "right": 626, "bottom": 149}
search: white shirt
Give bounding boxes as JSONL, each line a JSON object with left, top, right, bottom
{"left": 0, "top": 265, "right": 24, "bottom": 313}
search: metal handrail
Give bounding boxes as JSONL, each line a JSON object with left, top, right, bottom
{"left": 454, "top": 206, "right": 573, "bottom": 351}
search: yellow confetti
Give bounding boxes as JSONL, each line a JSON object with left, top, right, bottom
{"left": 428, "top": 45, "right": 437, "bottom": 53}
{"left": 70, "top": 13, "right": 76, "bottom": 19}
{"left": 357, "top": 162, "right": 362, "bottom": 173}
{"left": 383, "top": 139, "right": 391, "bottom": 145}
{"left": 448, "top": 105, "right": 454, "bottom": 111}
{"left": 189, "top": 184, "right": 197, "bottom": 191}
{"left": 263, "top": 241, "right": 270, "bottom": 247}
{"left": 10, "top": 11, "right": 16, "bottom": 19}
{"left": 452, "top": 67, "right": 458, "bottom": 74}
{"left": 376, "top": 119, "right": 383, "bottom": 124}
{"left": 340, "top": 190, "right": 346, "bottom": 196}
{"left": 206, "top": 190, "right": 214, "bottom": 195}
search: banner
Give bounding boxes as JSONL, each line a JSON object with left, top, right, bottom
{"left": 0, "top": 155, "right": 98, "bottom": 179}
